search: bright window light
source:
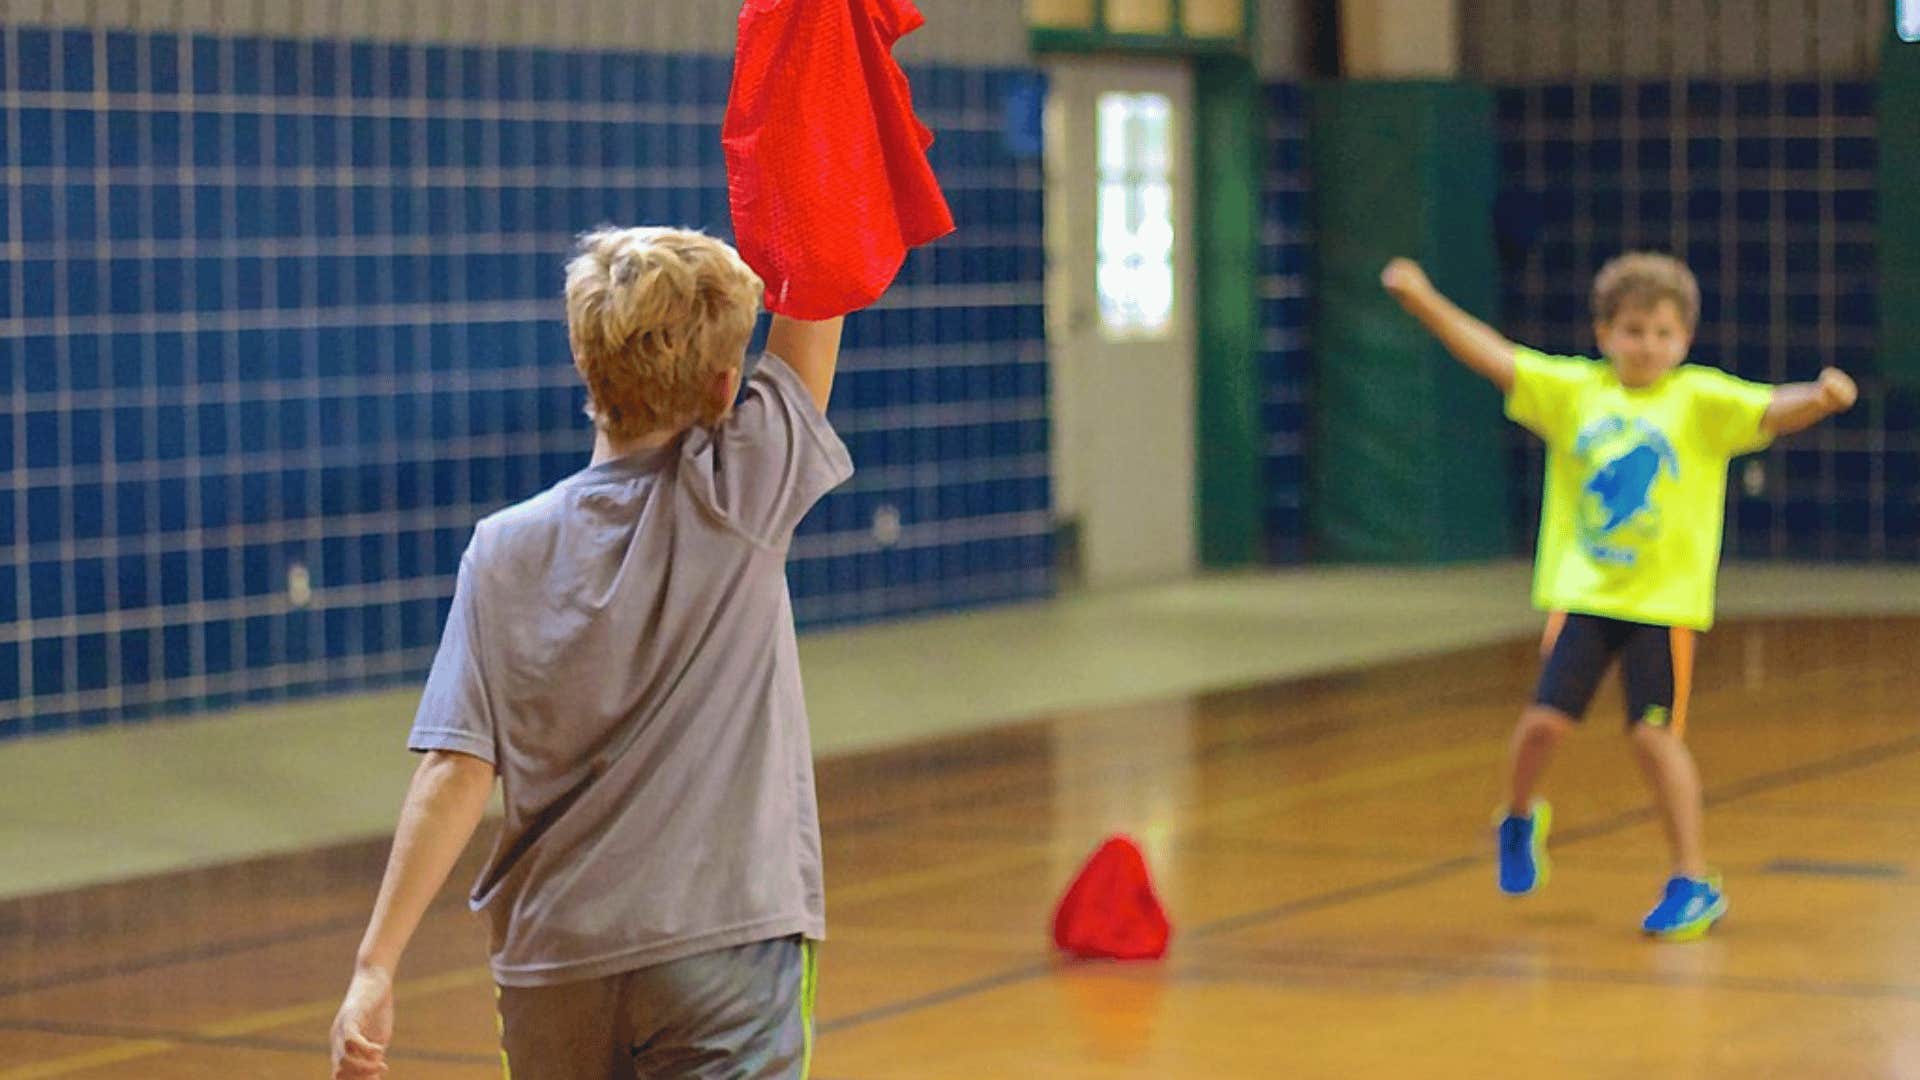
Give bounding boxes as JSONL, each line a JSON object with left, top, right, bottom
{"left": 1095, "top": 92, "right": 1176, "bottom": 340}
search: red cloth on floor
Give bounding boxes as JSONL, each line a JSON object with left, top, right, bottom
{"left": 1052, "top": 835, "right": 1173, "bottom": 961}
{"left": 723, "top": 0, "right": 955, "bottom": 319}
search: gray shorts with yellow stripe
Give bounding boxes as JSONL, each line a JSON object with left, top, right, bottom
{"left": 495, "top": 935, "right": 818, "bottom": 1080}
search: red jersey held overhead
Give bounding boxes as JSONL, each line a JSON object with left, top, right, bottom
{"left": 723, "top": 0, "right": 956, "bottom": 319}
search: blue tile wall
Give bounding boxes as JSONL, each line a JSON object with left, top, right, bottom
{"left": 1493, "top": 80, "right": 1915, "bottom": 564}
{"left": 0, "top": 26, "right": 1051, "bottom": 738}
{"left": 1260, "top": 83, "right": 1312, "bottom": 564}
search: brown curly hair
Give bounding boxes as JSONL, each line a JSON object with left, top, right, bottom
{"left": 1591, "top": 251, "right": 1700, "bottom": 329}
{"left": 564, "top": 227, "right": 764, "bottom": 440}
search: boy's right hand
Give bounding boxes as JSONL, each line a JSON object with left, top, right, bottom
{"left": 1380, "top": 258, "right": 1432, "bottom": 302}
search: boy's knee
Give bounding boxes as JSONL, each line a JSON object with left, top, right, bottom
{"left": 1518, "top": 706, "right": 1573, "bottom": 744}
{"left": 1630, "top": 720, "right": 1678, "bottom": 751}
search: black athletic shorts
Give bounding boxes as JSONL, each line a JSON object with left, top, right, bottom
{"left": 1533, "top": 611, "right": 1696, "bottom": 734}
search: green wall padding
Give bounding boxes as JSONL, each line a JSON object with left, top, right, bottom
{"left": 1881, "top": 32, "right": 1920, "bottom": 387}
{"left": 1194, "top": 55, "right": 1264, "bottom": 567}
{"left": 1306, "top": 81, "right": 1511, "bottom": 563}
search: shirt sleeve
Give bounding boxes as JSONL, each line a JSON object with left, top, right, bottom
{"left": 1687, "top": 365, "right": 1776, "bottom": 457}
{"left": 701, "top": 352, "right": 856, "bottom": 546}
{"left": 407, "top": 545, "right": 498, "bottom": 764}
{"left": 1504, "top": 347, "right": 1594, "bottom": 445}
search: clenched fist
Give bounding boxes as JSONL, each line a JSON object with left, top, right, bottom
{"left": 1380, "top": 257, "right": 1432, "bottom": 301}
{"left": 1818, "top": 367, "right": 1857, "bottom": 414}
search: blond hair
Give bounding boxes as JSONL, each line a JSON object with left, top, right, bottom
{"left": 1591, "top": 251, "right": 1700, "bottom": 329}
{"left": 564, "top": 226, "right": 764, "bottom": 440}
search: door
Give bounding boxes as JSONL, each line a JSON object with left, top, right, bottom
{"left": 1044, "top": 58, "right": 1197, "bottom": 588}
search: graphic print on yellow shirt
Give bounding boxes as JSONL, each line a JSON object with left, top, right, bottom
{"left": 1505, "top": 349, "right": 1773, "bottom": 631}
{"left": 1573, "top": 414, "right": 1680, "bottom": 567}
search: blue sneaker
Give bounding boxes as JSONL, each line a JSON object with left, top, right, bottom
{"left": 1641, "top": 875, "right": 1728, "bottom": 940}
{"left": 1494, "top": 799, "right": 1552, "bottom": 895}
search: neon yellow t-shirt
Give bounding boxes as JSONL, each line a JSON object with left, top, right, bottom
{"left": 1506, "top": 348, "right": 1775, "bottom": 631}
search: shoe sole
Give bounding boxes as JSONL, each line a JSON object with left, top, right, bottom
{"left": 1499, "top": 800, "right": 1553, "bottom": 897}
{"left": 1647, "top": 896, "right": 1728, "bottom": 942}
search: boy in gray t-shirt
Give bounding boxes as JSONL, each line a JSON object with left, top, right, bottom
{"left": 330, "top": 227, "right": 853, "bottom": 1080}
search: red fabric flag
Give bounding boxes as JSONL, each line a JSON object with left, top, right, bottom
{"left": 723, "top": 0, "right": 956, "bottom": 318}
{"left": 1052, "top": 835, "right": 1173, "bottom": 961}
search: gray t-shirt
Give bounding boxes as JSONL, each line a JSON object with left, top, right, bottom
{"left": 408, "top": 355, "right": 853, "bottom": 988}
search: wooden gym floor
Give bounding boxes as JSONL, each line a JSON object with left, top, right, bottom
{"left": 0, "top": 611, "right": 1915, "bottom": 1078}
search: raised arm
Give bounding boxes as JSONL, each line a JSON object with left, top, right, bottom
{"left": 764, "top": 314, "right": 846, "bottom": 413}
{"left": 1761, "top": 367, "right": 1857, "bottom": 437}
{"left": 330, "top": 750, "right": 495, "bottom": 1080}
{"left": 1381, "top": 258, "right": 1519, "bottom": 394}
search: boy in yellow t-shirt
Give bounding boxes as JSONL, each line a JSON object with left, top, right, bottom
{"left": 1382, "top": 252, "right": 1857, "bottom": 939}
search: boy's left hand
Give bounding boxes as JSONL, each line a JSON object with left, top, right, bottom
{"left": 331, "top": 968, "right": 394, "bottom": 1079}
{"left": 1818, "top": 367, "right": 1857, "bottom": 413}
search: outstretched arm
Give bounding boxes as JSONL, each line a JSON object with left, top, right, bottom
{"left": 765, "top": 314, "right": 846, "bottom": 413}
{"left": 1381, "top": 258, "right": 1519, "bottom": 394}
{"left": 1761, "top": 367, "right": 1857, "bottom": 437}
{"left": 330, "top": 750, "right": 495, "bottom": 1080}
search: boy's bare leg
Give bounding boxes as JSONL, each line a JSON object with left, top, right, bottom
{"left": 1507, "top": 706, "right": 1574, "bottom": 815}
{"left": 1629, "top": 723, "right": 1708, "bottom": 879}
